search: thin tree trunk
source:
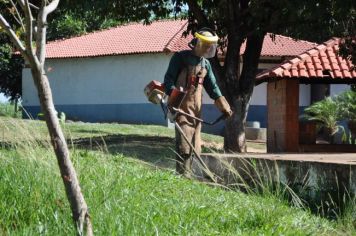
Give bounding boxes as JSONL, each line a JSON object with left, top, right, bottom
{"left": 31, "top": 67, "right": 93, "bottom": 236}
{"left": 1, "top": 2, "right": 93, "bottom": 235}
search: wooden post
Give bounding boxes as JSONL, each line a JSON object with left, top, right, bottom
{"left": 267, "top": 79, "right": 299, "bottom": 152}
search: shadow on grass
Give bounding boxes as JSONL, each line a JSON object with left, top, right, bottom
{"left": 70, "top": 129, "right": 114, "bottom": 135}
{"left": 71, "top": 134, "right": 176, "bottom": 169}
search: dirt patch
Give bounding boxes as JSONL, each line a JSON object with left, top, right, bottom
{"left": 202, "top": 140, "right": 266, "bottom": 153}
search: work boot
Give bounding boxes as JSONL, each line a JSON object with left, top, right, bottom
{"left": 183, "top": 156, "right": 193, "bottom": 179}
{"left": 176, "top": 154, "right": 193, "bottom": 178}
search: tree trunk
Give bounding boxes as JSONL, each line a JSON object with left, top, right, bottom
{"left": 30, "top": 67, "right": 93, "bottom": 236}
{"left": 224, "top": 33, "right": 265, "bottom": 152}
{"left": 1, "top": 2, "right": 92, "bottom": 235}
{"left": 224, "top": 97, "right": 249, "bottom": 152}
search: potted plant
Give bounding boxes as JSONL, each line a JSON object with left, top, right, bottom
{"left": 303, "top": 97, "right": 342, "bottom": 144}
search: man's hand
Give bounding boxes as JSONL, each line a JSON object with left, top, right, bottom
{"left": 214, "top": 96, "right": 233, "bottom": 118}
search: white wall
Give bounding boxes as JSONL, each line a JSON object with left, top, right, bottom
{"left": 202, "top": 62, "right": 281, "bottom": 105}
{"left": 250, "top": 83, "right": 267, "bottom": 105}
{"left": 23, "top": 55, "right": 327, "bottom": 108}
{"left": 22, "top": 53, "right": 172, "bottom": 106}
{"left": 299, "top": 84, "right": 311, "bottom": 106}
{"left": 330, "top": 84, "right": 351, "bottom": 97}
{"left": 249, "top": 63, "right": 281, "bottom": 106}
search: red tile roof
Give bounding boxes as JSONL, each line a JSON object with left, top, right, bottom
{"left": 256, "top": 38, "right": 356, "bottom": 81}
{"left": 45, "top": 20, "right": 316, "bottom": 59}
{"left": 45, "top": 20, "right": 190, "bottom": 58}
{"left": 241, "top": 33, "right": 317, "bottom": 57}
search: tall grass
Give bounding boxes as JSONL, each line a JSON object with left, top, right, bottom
{"left": 0, "top": 117, "right": 354, "bottom": 235}
{"left": 0, "top": 102, "right": 21, "bottom": 119}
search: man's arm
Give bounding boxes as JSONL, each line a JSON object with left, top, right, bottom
{"left": 164, "top": 52, "right": 182, "bottom": 96}
{"left": 203, "top": 60, "right": 222, "bottom": 100}
{"left": 203, "top": 61, "right": 232, "bottom": 118}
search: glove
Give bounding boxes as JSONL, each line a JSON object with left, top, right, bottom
{"left": 214, "top": 96, "right": 233, "bottom": 118}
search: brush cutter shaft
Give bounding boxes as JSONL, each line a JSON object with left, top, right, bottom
{"left": 174, "top": 122, "right": 216, "bottom": 181}
{"left": 171, "top": 107, "right": 225, "bottom": 125}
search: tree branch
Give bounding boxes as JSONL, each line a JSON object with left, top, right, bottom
{"left": 29, "top": 2, "right": 39, "bottom": 10}
{"left": 186, "top": 0, "right": 210, "bottom": 27}
{"left": 44, "top": 0, "right": 59, "bottom": 16}
{"left": 9, "top": 0, "right": 25, "bottom": 30}
{"left": 16, "top": 0, "right": 39, "bottom": 10}
{"left": 35, "top": 0, "right": 46, "bottom": 64}
{"left": 36, "top": 0, "right": 60, "bottom": 65}
{"left": 16, "top": 0, "right": 25, "bottom": 9}
{"left": 23, "top": 0, "right": 35, "bottom": 58}
{"left": 0, "top": 13, "right": 28, "bottom": 60}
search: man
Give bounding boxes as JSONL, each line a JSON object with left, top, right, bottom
{"left": 164, "top": 28, "right": 232, "bottom": 177}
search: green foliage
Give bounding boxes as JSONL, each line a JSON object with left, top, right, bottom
{"left": 173, "top": 0, "right": 355, "bottom": 45}
{"left": 337, "top": 8, "right": 355, "bottom": 68}
{"left": 304, "top": 97, "right": 342, "bottom": 137}
{"left": 303, "top": 91, "right": 356, "bottom": 143}
{"left": 47, "top": 13, "right": 87, "bottom": 40}
{"left": 0, "top": 35, "right": 22, "bottom": 101}
{"left": 336, "top": 90, "right": 356, "bottom": 121}
{"left": 58, "top": 111, "right": 66, "bottom": 124}
{"left": 0, "top": 102, "right": 21, "bottom": 118}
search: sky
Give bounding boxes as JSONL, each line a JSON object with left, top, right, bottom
{"left": 0, "top": 93, "right": 8, "bottom": 103}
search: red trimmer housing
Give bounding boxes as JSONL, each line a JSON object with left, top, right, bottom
{"left": 144, "top": 80, "right": 187, "bottom": 108}
{"left": 168, "top": 87, "right": 186, "bottom": 108}
{"left": 144, "top": 80, "right": 165, "bottom": 104}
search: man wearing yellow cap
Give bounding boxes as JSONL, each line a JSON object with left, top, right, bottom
{"left": 164, "top": 28, "right": 232, "bottom": 177}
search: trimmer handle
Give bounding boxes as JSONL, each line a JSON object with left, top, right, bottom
{"left": 171, "top": 107, "right": 226, "bottom": 126}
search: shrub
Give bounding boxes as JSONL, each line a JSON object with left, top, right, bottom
{"left": 303, "top": 97, "right": 342, "bottom": 143}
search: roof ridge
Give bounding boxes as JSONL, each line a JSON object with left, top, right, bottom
{"left": 164, "top": 20, "right": 189, "bottom": 52}
{"left": 256, "top": 37, "right": 355, "bottom": 81}
{"left": 267, "top": 33, "right": 318, "bottom": 46}
{"left": 275, "top": 38, "right": 337, "bottom": 72}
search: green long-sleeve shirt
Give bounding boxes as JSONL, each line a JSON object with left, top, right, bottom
{"left": 164, "top": 50, "right": 222, "bottom": 100}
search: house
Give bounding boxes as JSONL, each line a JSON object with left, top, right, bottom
{"left": 22, "top": 20, "right": 318, "bottom": 134}
{"left": 256, "top": 38, "right": 356, "bottom": 152}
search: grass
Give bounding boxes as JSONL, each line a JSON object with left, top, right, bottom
{"left": 0, "top": 102, "right": 21, "bottom": 119}
{"left": 0, "top": 116, "right": 354, "bottom": 235}
{"left": 0, "top": 149, "right": 344, "bottom": 235}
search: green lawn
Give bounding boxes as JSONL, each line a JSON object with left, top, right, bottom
{"left": 0, "top": 117, "right": 354, "bottom": 235}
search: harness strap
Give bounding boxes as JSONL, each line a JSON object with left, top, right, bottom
{"left": 187, "top": 58, "right": 206, "bottom": 88}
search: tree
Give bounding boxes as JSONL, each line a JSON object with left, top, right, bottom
{"left": 338, "top": 12, "right": 355, "bottom": 70}
{"left": 0, "top": 5, "right": 23, "bottom": 102}
{"left": 0, "top": 1, "right": 93, "bottom": 235}
{"left": 0, "top": 36, "right": 22, "bottom": 101}
{"left": 173, "top": 0, "right": 355, "bottom": 152}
